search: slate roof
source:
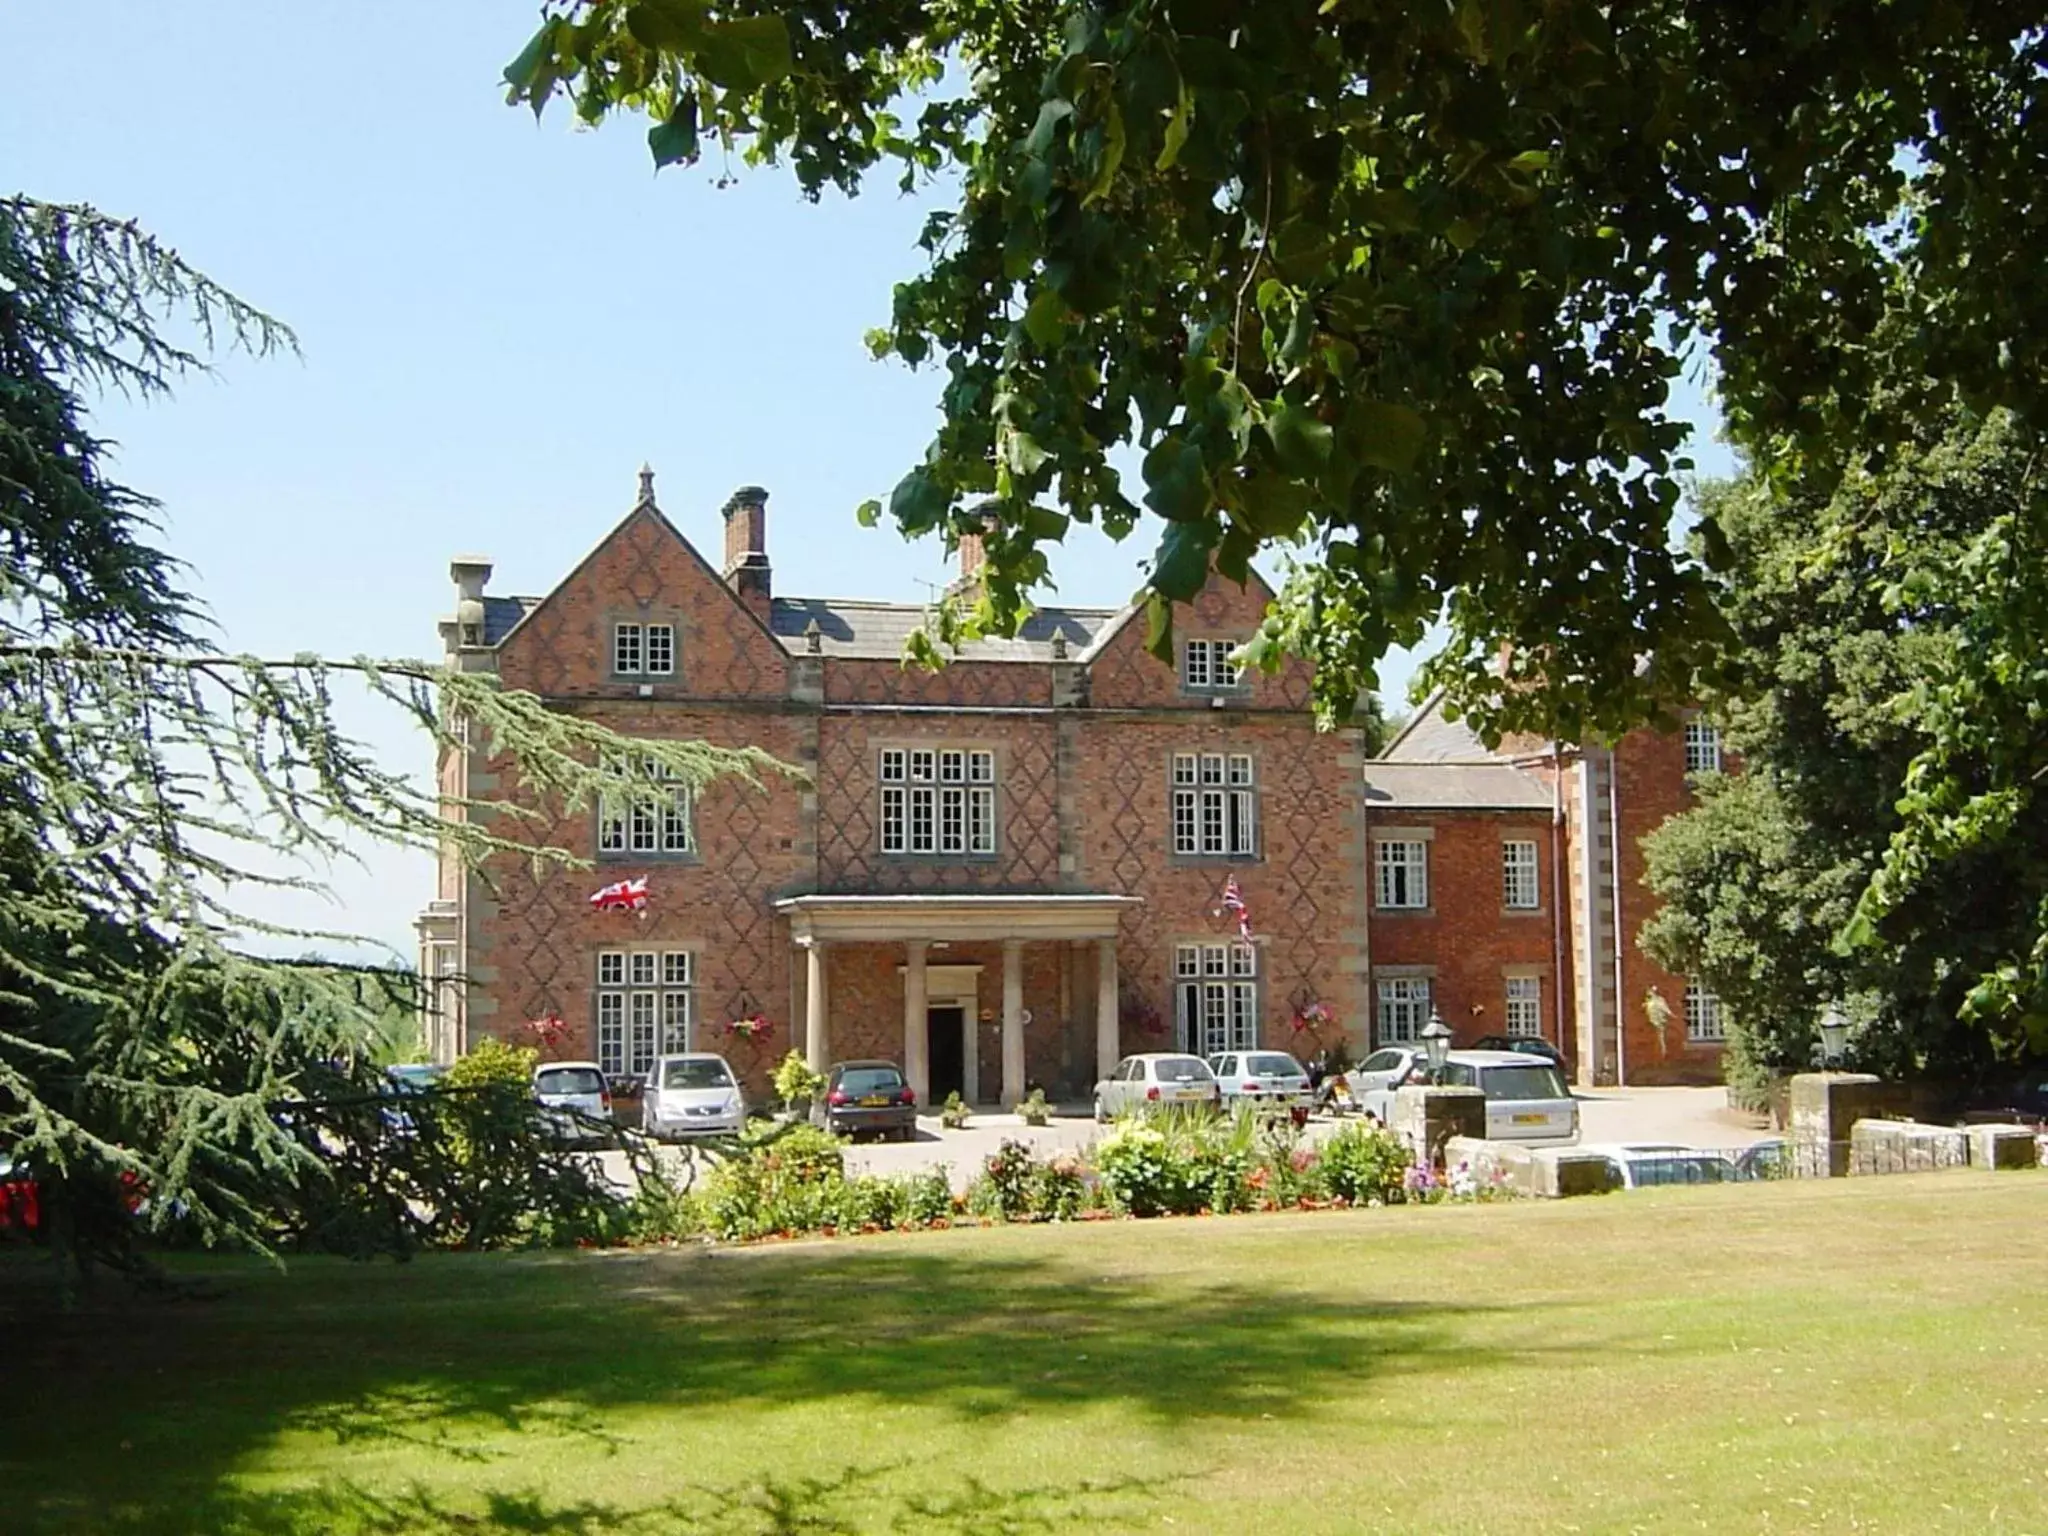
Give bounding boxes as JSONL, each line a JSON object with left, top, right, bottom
{"left": 766, "top": 598, "right": 1115, "bottom": 661}
{"left": 1366, "top": 688, "right": 1554, "bottom": 809}
{"left": 482, "top": 595, "right": 543, "bottom": 645}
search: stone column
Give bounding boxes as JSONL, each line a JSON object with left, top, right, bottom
{"left": 903, "top": 939, "right": 929, "bottom": 1106}
{"left": 803, "top": 940, "right": 830, "bottom": 1078}
{"left": 1002, "top": 938, "right": 1025, "bottom": 1108}
{"left": 1095, "top": 936, "right": 1121, "bottom": 1083}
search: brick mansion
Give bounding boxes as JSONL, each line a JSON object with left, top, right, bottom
{"left": 418, "top": 472, "right": 1728, "bottom": 1099}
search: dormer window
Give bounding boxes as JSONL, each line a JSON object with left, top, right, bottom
{"left": 614, "top": 622, "right": 675, "bottom": 678}
{"left": 1182, "top": 638, "right": 1243, "bottom": 692}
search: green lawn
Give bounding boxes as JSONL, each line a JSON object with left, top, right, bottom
{"left": 4, "top": 1174, "right": 2046, "bottom": 1534}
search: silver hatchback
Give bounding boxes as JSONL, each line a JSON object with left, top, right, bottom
{"left": 642, "top": 1053, "right": 746, "bottom": 1140}
{"left": 1207, "top": 1051, "right": 1312, "bottom": 1116}
{"left": 1093, "top": 1053, "right": 1221, "bottom": 1120}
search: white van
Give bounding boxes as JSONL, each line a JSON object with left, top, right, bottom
{"left": 1438, "top": 1050, "right": 1579, "bottom": 1146}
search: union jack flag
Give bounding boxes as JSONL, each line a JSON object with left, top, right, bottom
{"left": 1220, "top": 875, "right": 1252, "bottom": 939}
{"left": 588, "top": 876, "right": 649, "bottom": 913}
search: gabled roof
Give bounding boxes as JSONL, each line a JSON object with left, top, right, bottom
{"left": 1368, "top": 687, "right": 1554, "bottom": 809}
{"left": 768, "top": 598, "right": 1111, "bottom": 662}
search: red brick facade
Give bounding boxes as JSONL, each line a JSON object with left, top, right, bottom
{"left": 419, "top": 476, "right": 1369, "bottom": 1101}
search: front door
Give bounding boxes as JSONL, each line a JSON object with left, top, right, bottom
{"left": 928, "top": 1006, "right": 965, "bottom": 1103}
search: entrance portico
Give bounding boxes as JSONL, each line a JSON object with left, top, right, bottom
{"left": 776, "top": 894, "right": 1140, "bottom": 1106}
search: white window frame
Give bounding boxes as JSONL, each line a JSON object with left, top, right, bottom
{"left": 1684, "top": 721, "right": 1722, "bottom": 774}
{"left": 1181, "top": 637, "right": 1244, "bottom": 691}
{"left": 598, "top": 756, "right": 694, "bottom": 857}
{"left": 1504, "top": 976, "right": 1542, "bottom": 1037}
{"left": 1171, "top": 752, "right": 1258, "bottom": 857}
{"left": 879, "top": 748, "right": 997, "bottom": 857}
{"left": 1376, "top": 840, "right": 1429, "bottom": 909}
{"left": 596, "top": 949, "right": 696, "bottom": 1075}
{"left": 1684, "top": 979, "right": 1726, "bottom": 1042}
{"left": 613, "top": 622, "right": 642, "bottom": 676}
{"left": 1502, "top": 840, "right": 1540, "bottom": 910}
{"left": 644, "top": 623, "right": 675, "bottom": 677}
{"left": 1375, "top": 976, "right": 1432, "bottom": 1045}
{"left": 612, "top": 620, "right": 675, "bottom": 677}
{"left": 1174, "top": 942, "right": 1258, "bottom": 1055}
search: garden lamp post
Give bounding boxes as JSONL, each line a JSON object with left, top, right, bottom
{"left": 1818, "top": 1003, "right": 1849, "bottom": 1071}
{"left": 1420, "top": 1011, "right": 1454, "bottom": 1084}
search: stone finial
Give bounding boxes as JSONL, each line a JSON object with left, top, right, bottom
{"left": 637, "top": 463, "right": 656, "bottom": 505}
{"left": 1051, "top": 631, "right": 1068, "bottom": 661}
{"left": 804, "top": 617, "right": 822, "bottom": 655}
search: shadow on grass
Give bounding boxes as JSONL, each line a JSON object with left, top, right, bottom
{"left": 130, "top": 1463, "right": 1178, "bottom": 1536}
{"left": 0, "top": 1231, "right": 1528, "bottom": 1533}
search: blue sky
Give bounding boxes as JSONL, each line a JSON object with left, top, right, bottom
{"left": 9, "top": 3, "right": 1733, "bottom": 960}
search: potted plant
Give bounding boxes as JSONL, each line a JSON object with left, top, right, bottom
{"left": 772, "top": 1049, "right": 825, "bottom": 1123}
{"left": 941, "top": 1091, "right": 972, "bottom": 1130}
{"left": 1015, "top": 1088, "right": 1051, "bottom": 1127}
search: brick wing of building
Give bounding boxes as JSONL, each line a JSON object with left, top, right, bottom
{"left": 1363, "top": 696, "right": 1732, "bottom": 1086}
{"left": 416, "top": 470, "right": 1371, "bottom": 1104}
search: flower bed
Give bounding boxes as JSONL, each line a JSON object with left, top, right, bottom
{"left": 603, "top": 1114, "right": 1514, "bottom": 1250}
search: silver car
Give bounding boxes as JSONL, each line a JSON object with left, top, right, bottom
{"left": 1093, "top": 1053, "right": 1220, "bottom": 1121}
{"left": 1579, "top": 1143, "right": 1741, "bottom": 1189}
{"left": 532, "top": 1060, "right": 614, "bottom": 1147}
{"left": 1207, "top": 1051, "right": 1312, "bottom": 1116}
{"left": 1355, "top": 1048, "right": 1578, "bottom": 1146}
{"left": 642, "top": 1053, "right": 746, "bottom": 1139}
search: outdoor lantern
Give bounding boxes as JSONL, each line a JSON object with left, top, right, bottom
{"left": 1817, "top": 1003, "right": 1849, "bottom": 1069}
{"left": 1420, "top": 1010, "right": 1454, "bottom": 1081}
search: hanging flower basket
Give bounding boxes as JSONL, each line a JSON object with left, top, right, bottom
{"left": 724, "top": 1013, "right": 774, "bottom": 1042}
{"left": 1291, "top": 1001, "right": 1338, "bottom": 1035}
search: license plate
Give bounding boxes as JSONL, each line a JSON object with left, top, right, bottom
{"left": 1512, "top": 1112, "right": 1547, "bottom": 1124}
{"left": 1174, "top": 1089, "right": 1205, "bottom": 1101}
{"left": 860, "top": 1095, "right": 890, "bottom": 1108}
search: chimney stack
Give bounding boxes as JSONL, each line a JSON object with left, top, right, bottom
{"left": 948, "top": 509, "right": 997, "bottom": 600}
{"left": 721, "top": 485, "right": 772, "bottom": 620}
{"left": 440, "top": 555, "right": 495, "bottom": 671}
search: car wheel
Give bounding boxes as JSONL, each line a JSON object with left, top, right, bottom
{"left": 1093, "top": 1097, "right": 1107, "bottom": 1124}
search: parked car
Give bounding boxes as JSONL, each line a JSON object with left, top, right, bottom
{"left": 1093, "top": 1053, "right": 1221, "bottom": 1121}
{"left": 642, "top": 1053, "right": 746, "bottom": 1140}
{"left": 1959, "top": 1068, "right": 2048, "bottom": 1129}
{"left": 380, "top": 1062, "right": 447, "bottom": 1137}
{"left": 1356, "top": 1049, "right": 1579, "bottom": 1146}
{"left": 1467, "top": 1034, "right": 1567, "bottom": 1070}
{"left": 1578, "top": 1142, "right": 1742, "bottom": 1189}
{"left": 532, "top": 1060, "right": 615, "bottom": 1148}
{"left": 819, "top": 1060, "right": 918, "bottom": 1141}
{"left": 1207, "top": 1051, "right": 1312, "bottom": 1118}
{"left": 1734, "top": 1138, "right": 1792, "bottom": 1180}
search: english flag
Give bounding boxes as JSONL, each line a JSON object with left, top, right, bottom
{"left": 1220, "top": 875, "right": 1252, "bottom": 939}
{"left": 589, "top": 876, "right": 649, "bottom": 913}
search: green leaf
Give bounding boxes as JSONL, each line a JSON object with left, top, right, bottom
{"left": 1083, "top": 102, "right": 1127, "bottom": 206}
{"left": 647, "top": 95, "right": 700, "bottom": 168}
{"left": 888, "top": 467, "right": 949, "bottom": 534}
{"left": 626, "top": 0, "right": 709, "bottom": 52}
{"left": 1004, "top": 430, "right": 1050, "bottom": 479}
{"left": 1157, "top": 80, "right": 1193, "bottom": 170}
{"left": 503, "top": 23, "right": 553, "bottom": 91}
{"left": 1152, "top": 520, "right": 1219, "bottom": 601}
{"left": 1023, "top": 505, "right": 1071, "bottom": 541}
{"left": 1025, "top": 99, "right": 1074, "bottom": 158}
{"left": 1023, "top": 288, "right": 1069, "bottom": 349}
{"left": 696, "top": 15, "right": 792, "bottom": 91}
{"left": 1141, "top": 436, "right": 1212, "bottom": 523}
{"left": 855, "top": 499, "right": 881, "bottom": 529}
{"left": 1265, "top": 402, "right": 1334, "bottom": 476}
{"left": 1143, "top": 590, "right": 1175, "bottom": 659}
{"left": 1506, "top": 149, "right": 1551, "bottom": 174}
{"left": 1349, "top": 399, "right": 1427, "bottom": 472}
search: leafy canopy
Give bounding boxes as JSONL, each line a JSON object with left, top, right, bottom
{"left": 505, "top": 0, "right": 2048, "bottom": 741}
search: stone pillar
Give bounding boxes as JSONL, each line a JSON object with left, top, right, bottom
{"left": 1002, "top": 938, "right": 1025, "bottom": 1108}
{"left": 1095, "top": 936, "right": 1121, "bottom": 1083}
{"left": 1392, "top": 1085, "right": 1488, "bottom": 1168}
{"left": 1789, "top": 1072, "right": 1898, "bottom": 1178}
{"left": 803, "top": 940, "right": 830, "bottom": 1077}
{"left": 903, "top": 940, "right": 929, "bottom": 1106}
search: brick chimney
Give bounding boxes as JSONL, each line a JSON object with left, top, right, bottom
{"left": 721, "top": 485, "right": 772, "bottom": 621}
{"left": 947, "top": 512, "right": 995, "bottom": 601}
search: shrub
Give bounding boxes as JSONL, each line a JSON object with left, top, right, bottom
{"left": 1320, "top": 1121, "right": 1412, "bottom": 1205}
{"left": 745, "top": 1121, "right": 845, "bottom": 1181}
{"left": 1095, "top": 1120, "right": 1204, "bottom": 1216}
{"left": 445, "top": 1036, "right": 538, "bottom": 1091}
{"left": 701, "top": 1123, "right": 848, "bottom": 1240}
{"left": 940, "top": 1091, "right": 971, "bottom": 1129}
{"left": 902, "top": 1168, "right": 955, "bottom": 1227}
{"left": 1028, "top": 1150, "right": 1088, "bottom": 1220}
{"left": 968, "top": 1138, "right": 1039, "bottom": 1221}
{"left": 834, "top": 1175, "right": 908, "bottom": 1232}
{"left": 1188, "top": 1110, "right": 1261, "bottom": 1213}
{"left": 1015, "top": 1088, "right": 1051, "bottom": 1126}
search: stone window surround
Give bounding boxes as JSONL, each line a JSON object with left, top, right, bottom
{"left": 605, "top": 605, "right": 685, "bottom": 685}
{"left": 1169, "top": 748, "right": 1261, "bottom": 863}
{"left": 873, "top": 738, "right": 1004, "bottom": 862}
{"left": 594, "top": 756, "right": 698, "bottom": 863}
{"left": 1179, "top": 633, "right": 1252, "bottom": 696}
